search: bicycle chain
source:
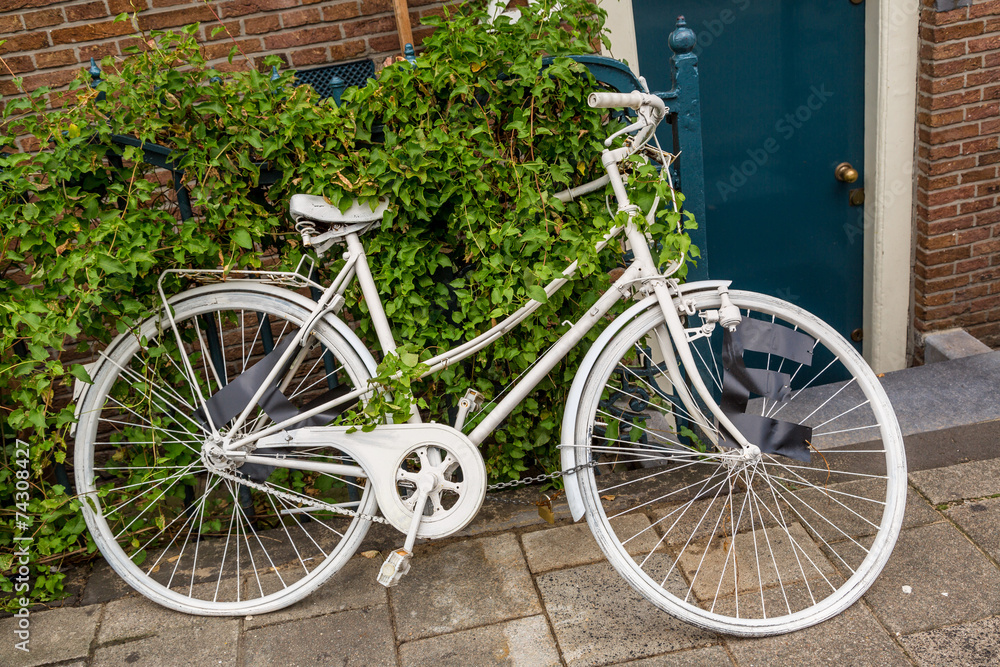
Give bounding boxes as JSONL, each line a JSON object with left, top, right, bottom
{"left": 212, "top": 465, "right": 392, "bottom": 525}
{"left": 210, "top": 459, "right": 597, "bottom": 520}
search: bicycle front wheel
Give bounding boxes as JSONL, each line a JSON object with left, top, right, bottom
{"left": 74, "top": 284, "right": 378, "bottom": 615}
{"left": 569, "top": 290, "right": 906, "bottom": 636}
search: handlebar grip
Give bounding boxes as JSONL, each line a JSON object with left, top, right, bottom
{"left": 588, "top": 91, "right": 645, "bottom": 110}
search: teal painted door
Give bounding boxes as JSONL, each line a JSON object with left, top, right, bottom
{"left": 633, "top": 0, "right": 866, "bottom": 346}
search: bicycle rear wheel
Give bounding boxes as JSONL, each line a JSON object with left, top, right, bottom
{"left": 74, "top": 284, "right": 377, "bottom": 615}
{"left": 569, "top": 290, "right": 906, "bottom": 636}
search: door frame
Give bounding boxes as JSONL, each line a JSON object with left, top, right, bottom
{"left": 602, "top": 0, "right": 918, "bottom": 372}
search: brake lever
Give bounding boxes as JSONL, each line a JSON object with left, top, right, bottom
{"left": 604, "top": 119, "right": 647, "bottom": 148}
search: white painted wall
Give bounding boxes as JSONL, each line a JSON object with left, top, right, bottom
{"left": 600, "top": 0, "right": 640, "bottom": 75}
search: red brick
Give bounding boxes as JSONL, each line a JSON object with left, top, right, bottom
{"left": 24, "top": 8, "right": 65, "bottom": 30}
{"left": 203, "top": 21, "right": 241, "bottom": 42}
{"left": 915, "top": 261, "right": 956, "bottom": 279}
{"left": 988, "top": 52, "right": 1000, "bottom": 68}
{"left": 928, "top": 56, "right": 983, "bottom": 78}
{"left": 961, "top": 197, "right": 996, "bottom": 214}
{"left": 330, "top": 39, "right": 367, "bottom": 61}
{"left": 923, "top": 21, "right": 985, "bottom": 43}
{"left": 956, "top": 283, "right": 992, "bottom": 301}
{"left": 928, "top": 143, "right": 963, "bottom": 160}
{"left": 928, "top": 123, "right": 981, "bottom": 144}
{"left": 0, "top": 31, "right": 51, "bottom": 54}
{"left": 244, "top": 16, "right": 281, "bottom": 35}
{"left": 282, "top": 8, "right": 322, "bottom": 29}
{"left": 79, "top": 42, "right": 120, "bottom": 61}
{"left": 958, "top": 227, "right": 992, "bottom": 244}
{"left": 326, "top": 2, "right": 363, "bottom": 21}
{"left": 360, "top": 0, "right": 392, "bottom": 11}
{"left": 202, "top": 38, "right": 262, "bottom": 62}
{"left": 971, "top": 34, "right": 1000, "bottom": 54}
{"left": 925, "top": 184, "right": 977, "bottom": 206}
{"left": 34, "top": 49, "right": 78, "bottom": 69}
{"left": 367, "top": 33, "right": 400, "bottom": 53}
{"left": 982, "top": 119, "right": 1000, "bottom": 133}
{"left": 138, "top": 7, "right": 215, "bottom": 30}
{"left": 980, "top": 151, "right": 1000, "bottom": 165}
{"left": 979, "top": 208, "right": 1000, "bottom": 224}
{"left": 65, "top": 2, "right": 108, "bottom": 22}
{"left": 967, "top": 102, "right": 1000, "bottom": 120}
{"left": 962, "top": 167, "right": 998, "bottom": 183}
{"left": 343, "top": 15, "right": 397, "bottom": 38}
{"left": 970, "top": 0, "right": 1000, "bottom": 19}
{"left": 977, "top": 181, "right": 1000, "bottom": 196}
{"left": 922, "top": 40, "right": 967, "bottom": 60}
{"left": 290, "top": 46, "right": 328, "bottom": 67}
{"left": 921, "top": 108, "right": 966, "bottom": 126}
{"left": 966, "top": 68, "right": 1000, "bottom": 86}
{"left": 919, "top": 232, "right": 958, "bottom": 250}
{"left": 923, "top": 292, "right": 954, "bottom": 306}
{"left": 955, "top": 310, "right": 991, "bottom": 327}
{"left": 263, "top": 26, "right": 341, "bottom": 50}
{"left": 923, "top": 203, "right": 961, "bottom": 220}
{"left": 108, "top": 0, "right": 149, "bottom": 11}
{"left": 18, "top": 68, "right": 78, "bottom": 93}
{"left": 0, "top": 15, "right": 24, "bottom": 33}
{"left": 930, "top": 89, "right": 983, "bottom": 111}
{"left": 963, "top": 137, "right": 1000, "bottom": 154}
{"left": 985, "top": 84, "right": 1000, "bottom": 100}
{"left": 956, "top": 256, "right": 991, "bottom": 273}
{"left": 973, "top": 239, "right": 1000, "bottom": 256}
{"left": 917, "top": 244, "right": 973, "bottom": 265}
{"left": 220, "top": 0, "right": 297, "bottom": 19}
{"left": 926, "top": 173, "right": 961, "bottom": 190}
{"left": 151, "top": 0, "right": 191, "bottom": 7}
{"left": 51, "top": 21, "right": 133, "bottom": 46}
{"left": 921, "top": 215, "right": 976, "bottom": 235}
{"left": 928, "top": 6, "right": 971, "bottom": 25}
{"left": 928, "top": 156, "right": 978, "bottom": 175}
{"left": 3, "top": 0, "right": 55, "bottom": 11}
{"left": 117, "top": 36, "right": 152, "bottom": 55}
{"left": 923, "top": 302, "right": 975, "bottom": 320}
{"left": 923, "top": 274, "right": 971, "bottom": 292}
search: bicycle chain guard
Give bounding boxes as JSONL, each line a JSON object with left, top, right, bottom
{"left": 252, "top": 423, "right": 487, "bottom": 539}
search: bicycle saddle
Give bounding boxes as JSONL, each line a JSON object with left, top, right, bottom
{"left": 290, "top": 195, "right": 389, "bottom": 254}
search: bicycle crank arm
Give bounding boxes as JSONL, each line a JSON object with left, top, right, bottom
{"left": 252, "top": 423, "right": 487, "bottom": 539}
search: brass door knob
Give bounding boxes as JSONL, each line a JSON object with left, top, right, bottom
{"left": 835, "top": 162, "right": 859, "bottom": 183}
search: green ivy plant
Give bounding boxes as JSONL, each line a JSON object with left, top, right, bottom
{"left": 0, "top": 0, "right": 694, "bottom": 606}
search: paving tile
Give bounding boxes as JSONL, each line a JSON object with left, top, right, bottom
{"left": 80, "top": 559, "right": 136, "bottom": 605}
{"left": 98, "top": 578, "right": 240, "bottom": 643}
{"left": 901, "top": 615, "right": 1000, "bottom": 667}
{"left": 724, "top": 585, "right": 909, "bottom": 666}
{"left": 398, "top": 615, "right": 560, "bottom": 667}
{"left": 676, "top": 522, "right": 838, "bottom": 602}
{"left": 391, "top": 533, "right": 542, "bottom": 640}
{"left": 946, "top": 496, "right": 1000, "bottom": 563}
{"left": 0, "top": 604, "right": 100, "bottom": 667}
{"left": 242, "top": 606, "right": 395, "bottom": 667}
{"left": 536, "top": 559, "right": 717, "bottom": 666}
{"left": 861, "top": 522, "right": 1000, "bottom": 635}
{"left": 908, "top": 458, "right": 1000, "bottom": 504}
{"left": 522, "top": 514, "right": 661, "bottom": 574}
{"left": 608, "top": 646, "right": 734, "bottom": 666}
{"left": 92, "top": 622, "right": 239, "bottom": 666}
{"left": 244, "top": 554, "right": 387, "bottom": 629}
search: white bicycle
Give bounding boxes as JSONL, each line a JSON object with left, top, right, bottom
{"left": 74, "top": 90, "right": 906, "bottom": 636}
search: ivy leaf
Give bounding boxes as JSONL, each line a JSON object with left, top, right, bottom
{"left": 69, "top": 364, "right": 92, "bottom": 385}
{"left": 231, "top": 228, "right": 253, "bottom": 249}
{"left": 527, "top": 285, "right": 548, "bottom": 303}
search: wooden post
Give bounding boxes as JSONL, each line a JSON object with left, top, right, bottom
{"left": 393, "top": 0, "right": 413, "bottom": 52}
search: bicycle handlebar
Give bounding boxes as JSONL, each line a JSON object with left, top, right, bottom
{"left": 588, "top": 91, "right": 665, "bottom": 116}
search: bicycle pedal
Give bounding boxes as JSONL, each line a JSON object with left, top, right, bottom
{"left": 377, "top": 548, "right": 412, "bottom": 587}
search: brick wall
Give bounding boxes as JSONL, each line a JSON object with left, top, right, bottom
{"left": 0, "top": 0, "right": 447, "bottom": 137}
{"left": 914, "top": 0, "right": 1000, "bottom": 358}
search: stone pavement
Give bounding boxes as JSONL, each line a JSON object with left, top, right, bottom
{"left": 5, "top": 456, "right": 1000, "bottom": 667}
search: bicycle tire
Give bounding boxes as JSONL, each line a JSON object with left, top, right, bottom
{"left": 569, "top": 290, "right": 906, "bottom": 636}
{"left": 74, "top": 284, "right": 378, "bottom": 615}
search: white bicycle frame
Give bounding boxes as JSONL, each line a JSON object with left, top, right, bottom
{"left": 157, "top": 93, "right": 756, "bottom": 469}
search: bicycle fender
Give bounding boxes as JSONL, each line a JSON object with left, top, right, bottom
{"left": 560, "top": 280, "right": 731, "bottom": 522}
